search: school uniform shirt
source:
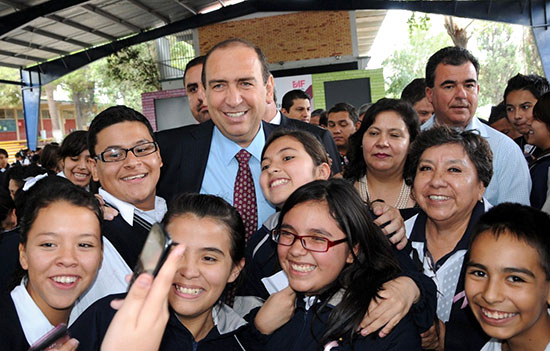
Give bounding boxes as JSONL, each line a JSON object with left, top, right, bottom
{"left": 99, "top": 188, "right": 167, "bottom": 268}
{"left": 0, "top": 227, "right": 20, "bottom": 293}
{"left": 256, "top": 290, "right": 421, "bottom": 351}
{"left": 69, "top": 293, "right": 266, "bottom": 351}
{"left": 0, "top": 278, "right": 101, "bottom": 350}
{"left": 404, "top": 200, "right": 491, "bottom": 351}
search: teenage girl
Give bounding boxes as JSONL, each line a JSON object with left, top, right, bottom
{"left": 0, "top": 176, "right": 103, "bottom": 350}
{"left": 70, "top": 193, "right": 264, "bottom": 351}
{"left": 239, "top": 129, "right": 435, "bottom": 337}
{"left": 253, "top": 179, "right": 421, "bottom": 350}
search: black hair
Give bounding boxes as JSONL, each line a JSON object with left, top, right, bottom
{"left": 503, "top": 73, "right": 550, "bottom": 102}
{"left": 425, "top": 46, "right": 480, "bottom": 88}
{"left": 345, "top": 98, "right": 420, "bottom": 182}
{"left": 311, "top": 109, "right": 324, "bottom": 117}
{"left": 533, "top": 91, "right": 550, "bottom": 131}
{"left": 401, "top": 78, "right": 428, "bottom": 105}
{"left": 281, "top": 90, "right": 311, "bottom": 111}
{"left": 319, "top": 111, "right": 328, "bottom": 127}
{"left": 358, "top": 103, "right": 372, "bottom": 119}
{"left": 0, "top": 187, "right": 15, "bottom": 230}
{"left": 277, "top": 179, "right": 400, "bottom": 348}
{"left": 0, "top": 148, "right": 8, "bottom": 158}
{"left": 88, "top": 105, "right": 155, "bottom": 157}
{"left": 469, "top": 203, "right": 550, "bottom": 279}
{"left": 40, "top": 143, "right": 60, "bottom": 173}
{"left": 327, "top": 102, "right": 359, "bottom": 124}
{"left": 60, "top": 130, "right": 88, "bottom": 159}
{"left": 202, "top": 38, "right": 270, "bottom": 87}
{"left": 19, "top": 176, "right": 102, "bottom": 244}
{"left": 405, "top": 126, "right": 493, "bottom": 187}
{"left": 162, "top": 193, "right": 245, "bottom": 265}
{"left": 262, "top": 129, "right": 330, "bottom": 169}
{"left": 488, "top": 102, "right": 507, "bottom": 125}
{"left": 183, "top": 55, "right": 205, "bottom": 84}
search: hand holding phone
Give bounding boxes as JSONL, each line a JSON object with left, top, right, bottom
{"left": 28, "top": 323, "right": 70, "bottom": 351}
{"left": 129, "top": 223, "right": 176, "bottom": 288}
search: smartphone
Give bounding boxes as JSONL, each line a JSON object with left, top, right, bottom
{"left": 28, "top": 323, "right": 70, "bottom": 351}
{"left": 129, "top": 222, "right": 175, "bottom": 288}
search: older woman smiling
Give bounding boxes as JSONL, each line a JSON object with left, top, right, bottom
{"left": 404, "top": 126, "right": 493, "bottom": 351}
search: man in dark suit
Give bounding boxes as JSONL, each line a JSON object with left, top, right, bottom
{"left": 157, "top": 38, "right": 277, "bottom": 228}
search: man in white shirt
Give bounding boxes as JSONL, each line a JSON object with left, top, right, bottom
{"left": 423, "top": 46, "right": 531, "bottom": 205}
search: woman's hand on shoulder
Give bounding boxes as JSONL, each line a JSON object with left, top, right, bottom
{"left": 254, "top": 286, "right": 296, "bottom": 335}
{"left": 100, "top": 244, "right": 185, "bottom": 351}
{"left": 358, "top": 276, "right": 420, "bottom": 337}
{"left": 371, "top": 202, "right": 407, "bottom": 250}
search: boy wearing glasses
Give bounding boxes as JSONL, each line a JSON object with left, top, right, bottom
{"left": 88, "top": 105, "right": 166, "bottom": 268}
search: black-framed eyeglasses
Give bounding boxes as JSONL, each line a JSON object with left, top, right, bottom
{"left": 95, "top": 142, "right": 158, "bottom": 162}
{"left": 271, "top": 228, "right": 347, "bottom": 253}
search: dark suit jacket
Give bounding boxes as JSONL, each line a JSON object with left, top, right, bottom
{"left": 155, "top": 117, "right": 340, "bottom": 203}
{"left": 278, "top": 114, "right": 341, "bottom": 175}
{"left": 156, "top": 120, "right": 277, "bottom": 202}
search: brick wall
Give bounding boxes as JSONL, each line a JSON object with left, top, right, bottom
{"left": 312, "top": 68, "right": 385, "bottom": 110}
{"left": 141, "top": 88, "right": 186, "bottom": 131}
{"left": 198, "top": 11, "right": 353, "bottom": 62}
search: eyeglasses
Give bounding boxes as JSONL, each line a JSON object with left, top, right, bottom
{"left": 96, "top": 142, "right": 158, "bottom": 162}
{"left": 271, "top": 229, "right": 347, "bottom": 253}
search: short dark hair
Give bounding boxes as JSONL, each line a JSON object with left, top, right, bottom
{"left": 469, "top": 202, "right": 550, "bottom": 279}
{"left": 327, "top": 102, "right": 359, "bottom": 124}
{"left": 281, "top": 90, "right": 311, "bottom": 111}
{"left": 162, "top": 193, "right": 244, "bottom": 265}
{"left": 202, "top": 38, "right": 270, "bottom": 87}
{"left": 311, "top": 109, "right": 324, "bottom": 117}
{"left": 503, "top": 73, "right": 550, "bottom": 102}
{"left": 406, "top": 126, "right": 493, "bottom": 187}
{"left": 533, "top": 91, "right": 550, "bottom": 130}
{"left": 425, "top": 46, "right": 480, "bottom": 88}
{"left": 88, "top": 106, "right": 155, "bottom": 157}
{"left": 183, "top": 55, "right": 205, "bottom": 84}
{"left": 60, "top": 130, "right": 88, "bottom": 159}
{"left": 262, "top": 129, "right": 330, "bottom": 169}
{"left": 345, "top": 98, "right": 420, "bottom": 182}
{"left": 0, "top": 148, "right": 8, "bottom": 158}
{"left": 401, "top": 78, "right": 428, "bottom": 105}
{"left": 40, "top": 143, "right": 60, "bottom": 172}
{"left": 488, "top": 102, "right": 507, "bottom": 125}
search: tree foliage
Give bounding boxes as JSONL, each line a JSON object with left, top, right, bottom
{"left": 383, "top": 14, "right": 452, "bottom": 98}
{"left": 0, "top": 67, "right": 22, "bottom": 106}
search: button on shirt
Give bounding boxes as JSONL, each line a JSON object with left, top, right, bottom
{"left": 422, "top": 115, "right": 531, "bottom": 206}
{"left": 200, "top": 125, "right": 275, "bottom": 228}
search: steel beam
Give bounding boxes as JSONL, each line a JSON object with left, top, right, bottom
{"left": 24, "top": 1, "right": 259, "bottom": 84}
{"left": 81, "top": 4, "right": 142, "bottom": 32}
{"left": 22, "top": 25, "right": 90, "bottom": 48}
{"left": 2, "top": 37, "right": 69, "bottom": 55}
{"left": 126, "top": 0, "right": 170, "bottom": 24}
{"left": 0, "top": 0, "right": 89, "bottom": 37}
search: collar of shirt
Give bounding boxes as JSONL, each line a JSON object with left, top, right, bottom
{"left": 98, "top": 188, "right": 167, "bottom": 226}
{"left": 423, "top": 115, "right": 488, "bottom": 138}
{"left": 11, "top": 279, "right": 55, "bottom": 346}
{"left": 270, "top": 110, "right": 282, "bottom": 125}
{"left": 211, "top": 123, "right": 265, "bottom": 167}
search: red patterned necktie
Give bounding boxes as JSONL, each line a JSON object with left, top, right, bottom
{"left": 233, "top": 149, "right": 258, "bottom": 241}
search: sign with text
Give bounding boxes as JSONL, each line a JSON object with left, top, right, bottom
{"left": 274, "top": 74, "right": 313, "bottom": 109}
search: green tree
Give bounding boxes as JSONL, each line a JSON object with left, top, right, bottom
{"left": 476, "top": 21, "right": 521, "bottom": 106}
{"left": 383, "top": 14, "right": 452, "bottom": 98}
{"left": 0, "top": 67, "right": 22, "bottom": 106}
{"left": 57, "top": 67, "right": 96, "bottom": 130}
{"left": 93, "top": 42, "right": 160, "bottom": 111}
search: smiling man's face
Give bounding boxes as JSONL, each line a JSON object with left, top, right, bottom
{"left": 426, "top": 62, "right": 479, "bottom": 128}
{"left": 204, "top": 43, "right": 273, "bottom": 148}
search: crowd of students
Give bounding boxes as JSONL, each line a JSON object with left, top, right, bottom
{"left": 0, "top": 36, "right": 549, "bottom": 351}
